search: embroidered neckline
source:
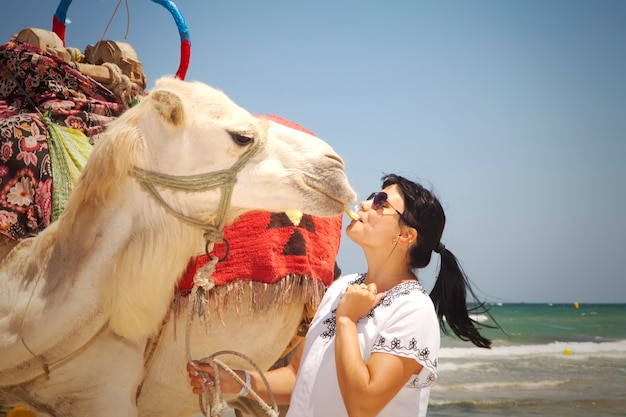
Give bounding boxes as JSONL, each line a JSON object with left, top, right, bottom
{"left": 320, "top": 274, "right": 429, "bottom": 340}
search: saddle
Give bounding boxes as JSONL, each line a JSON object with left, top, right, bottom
{"left": 0, "top": 34, "right": 132, "bottom": 240}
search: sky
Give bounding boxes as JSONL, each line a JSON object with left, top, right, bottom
{"left": 1, "top": 0, "right": 624, "bottom": 303}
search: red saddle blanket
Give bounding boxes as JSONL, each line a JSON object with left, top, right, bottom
{"left": 178, "top": 210, "right": 342, "bottom": 291}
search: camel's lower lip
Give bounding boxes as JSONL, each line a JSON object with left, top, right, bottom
{"left": 302, "top": 170, "right": 357, "bottom": 207}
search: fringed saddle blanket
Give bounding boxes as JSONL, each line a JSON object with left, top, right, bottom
{"left": 176, "top": 209, "right": 343, "bottom": 358}
{"left": 178, "top": 209, "right": 342, "bottom": 295}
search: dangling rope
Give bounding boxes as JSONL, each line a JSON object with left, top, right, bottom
{"left": 99, "top": 0, "right": 131, "bottom": 42}
{"left": 131, "top": 120, "right": 279, "bottom": 416}
{"left": 135, "top": 119, "right": 268, "bottom": 411}
{"left": 194, "top": 351, "right": 279, "bottom": 417}
{"left": 94, "top": 0, "right": 143, "bottom": 109}
{"left": 131, "top": 118, "right": 267, "bottom": 336}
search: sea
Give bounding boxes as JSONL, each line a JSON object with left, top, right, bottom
{"left": 216, "top": 303, "right": 626, "bottom": 417}
{"left": 428, "top": 303, "right": 626, "bottom": 417}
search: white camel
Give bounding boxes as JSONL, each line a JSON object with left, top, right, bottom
{"left": 0, "top": 76, "right": 355, "bottom": 416}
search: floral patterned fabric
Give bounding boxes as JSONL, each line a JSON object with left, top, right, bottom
{"left": 0, "top": 113, "right": 51, "bottom": 238}
{"left": 0, "top": 39, "right": 125, "bottom": 240}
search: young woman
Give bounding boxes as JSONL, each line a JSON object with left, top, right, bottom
{"left": 188, "top": 174, "right": 493, "bottom": 417}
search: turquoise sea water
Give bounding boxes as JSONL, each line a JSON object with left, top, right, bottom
{"left": 429, "top": 303, "right": 626, "bottom": 417}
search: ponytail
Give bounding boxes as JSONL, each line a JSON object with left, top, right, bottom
{"left": 380, "top": 173, "right": 498, "bottom": 349}
{"left": 429, "top": 247, "right": 493, "bottom": 349}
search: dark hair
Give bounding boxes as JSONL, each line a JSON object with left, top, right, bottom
{"left": 382, "top": 174, "right": 494, "bottom": 349}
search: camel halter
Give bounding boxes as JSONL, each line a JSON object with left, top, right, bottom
{"left": 132, "top": 122, "right": 267, "bottom": 243}
{"left": 132, "top": 122, "right": 267, "bottom": 308}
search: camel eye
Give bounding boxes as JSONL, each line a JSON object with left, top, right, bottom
{"left": 230, "top": 132, "right": 254, "bottom": 146}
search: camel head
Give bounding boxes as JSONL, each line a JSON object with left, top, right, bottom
{"left": 115, "top": 76, "right": 357, "bottom": 227}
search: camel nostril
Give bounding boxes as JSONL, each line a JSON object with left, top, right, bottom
{"left": 326, "top": 153, "right": 345, "bottom": 167}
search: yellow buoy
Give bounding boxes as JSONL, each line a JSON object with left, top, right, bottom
{"left": 563, "top": 348, "right": 573, "bottom": 355}
{"left": 8, "top": 407, "right": 36, "bottom": 417}
{"left": 573, "top": 302, "right": 579, "bottom": 309}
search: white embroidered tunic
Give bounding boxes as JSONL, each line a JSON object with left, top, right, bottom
{"left": 286, "top": 273, "right": 440, "bottom": 417}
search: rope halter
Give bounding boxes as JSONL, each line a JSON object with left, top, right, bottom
{"left": 133, "top": 121, "right": 267, "bottom": 237}
{"left": 131, "top": 120, "right": 268, "bottom": 298}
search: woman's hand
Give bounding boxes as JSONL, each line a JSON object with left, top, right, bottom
{"left": 336, "top": 283, "right": 386, "bottom": 322}
{"left": 187, "top": 361, "right": 244, "bottom": 395}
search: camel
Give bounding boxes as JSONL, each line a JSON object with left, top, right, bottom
{"left": 0, "top": 76, "right": 356, "bottom": 416}
{"left": 136, "top": 119, "right": 344, "bottom": 417}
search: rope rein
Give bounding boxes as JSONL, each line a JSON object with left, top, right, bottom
{"left": 195, "top": 351, "right": 280, "bottom": 417}
{"left": 133, "top": 120, "right": 276, "bottom": 415}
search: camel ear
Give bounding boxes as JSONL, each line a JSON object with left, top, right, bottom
{"left": 150, "top": 90, "right": 186, "bottom": 126}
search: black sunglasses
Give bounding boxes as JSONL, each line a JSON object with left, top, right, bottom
{"left": 367, "top": 192, "right": 403, "bottom": 217}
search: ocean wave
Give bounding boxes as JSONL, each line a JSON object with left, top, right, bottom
{"left": 437, "top": 361, "right": 486, "bottom": 372}
{"left": 469, "top": 313, "right": 490, "bottom": 323}
{"left": 432, "top": 378, "right": 567, "bottom": 393}
{"left": 429, "top": 398, "right": 512, "bottom": 407}
{"left": 439, "top": 339, "right": 626, "bottom": 359}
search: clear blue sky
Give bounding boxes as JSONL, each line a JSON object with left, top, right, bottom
{"left": 2, "top": 0, "right": 625, "bottom": 303}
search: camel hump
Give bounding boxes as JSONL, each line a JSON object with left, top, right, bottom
{"left": 150, "top": 90, "right": 186, "bottom": 127}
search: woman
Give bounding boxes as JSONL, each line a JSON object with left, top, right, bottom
{"left": 188, "top": 174, "right": 493, "bottom": 417}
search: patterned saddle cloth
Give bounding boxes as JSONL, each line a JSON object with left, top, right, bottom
{"left": 0, "top": 39, "right": 124, "bottom": 239}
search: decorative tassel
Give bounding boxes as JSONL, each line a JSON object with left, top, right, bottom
{"left": 191, "top": 256, "right": 218, "bottom": 320}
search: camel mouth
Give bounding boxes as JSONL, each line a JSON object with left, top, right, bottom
{"left": 301, "top": 170, "right": 356, "bottom": 215}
